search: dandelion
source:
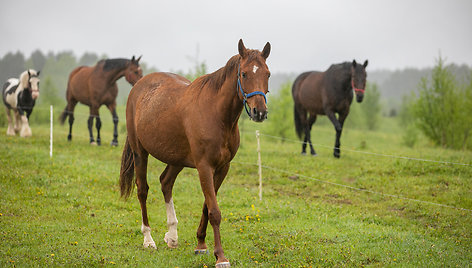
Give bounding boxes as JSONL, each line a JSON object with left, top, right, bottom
{"left": 51, "top": 254, "right": 55, "bottom": 257}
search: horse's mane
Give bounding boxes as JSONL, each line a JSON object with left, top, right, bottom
{"left": 193, "top": 50, "right": 262, "bottom": 92}
{"left": 102, "top": 58, "right": 132, "bottom": 72}
{"left": 19, "top": 69, "right": 38, "bottom": 89}
{"left": 325, "top": 62, "right": 351, "bottom": 83}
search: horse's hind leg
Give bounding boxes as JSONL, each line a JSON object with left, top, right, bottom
{"left": 5, "top": 108, "right": 15, "bottom": 136}
{"left": 67, "top": 100, "right": 77, "bottom": 141}
{"left": 306, "top": 114, "right": 317, "bottom": 156}
{"left": 88, "top": 106, "right": 101, "bottom": 145}
{"left": 195, "top": 163, "right": 230, "bottom": 266}
{"left": 135, "top": 151, "right": 156, "bottom": 248}
{"left": 159, "top": 165, "right": 183, "bottom": 248}
{"left": 107, "top": 103, "right": 119, "bottom": 146}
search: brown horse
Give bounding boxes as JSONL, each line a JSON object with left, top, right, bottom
{"left": 59, "top": 56, "right": 143, "bottom": 146}
{"left": 292, "top": 60, "right": 368, "bottom": 158}
{"left": 120, "top": 39, "right": 271, "bottom": 267}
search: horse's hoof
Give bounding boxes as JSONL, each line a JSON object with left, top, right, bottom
{"left": 143, "top": 241, "right": 157, "bottom": 249}
{"left": 333, "top": 152, "right": 340, "bottom": 158}
{"left": 164, "top": 233, "right": 178, "bottom": 248}
{"left": 90, "top": 141, "right": 97, "bottom": 146}
{"left": 194, "top": 249, "right": 208, "bottom": 255}
{"left": 110, "top": 141, "right": 118, "bottom": 147}
{"left": 311, "top": 153, "right": 318, "bottom": 157}
{"left": 301, "top": 152, "right": 307, "bottom": 156}
{"left": 215, "top": 261, "right": 231, "bottom": 268}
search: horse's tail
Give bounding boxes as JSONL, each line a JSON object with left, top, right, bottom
{"left": 294, "top": 105, "right": 304, "bottom": 140}
{"left": 292, "top": 73, "right": 309, "bottom": 140}
{"left": 59, "top": 106, "right": 69, "bottom": 125}
{"left": 120, "top": 136, "right": 135, "bottom": 199}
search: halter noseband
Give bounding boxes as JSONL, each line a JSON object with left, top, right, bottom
{"left": 351, "top": 79, "right": 365, "bottom": 94}
{"left": 237, "top": 64, "right": 267, "bottom": 117}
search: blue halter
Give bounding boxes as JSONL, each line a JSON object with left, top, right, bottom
{"left": 237, "top": 64, "right": 267, "bottom": 118}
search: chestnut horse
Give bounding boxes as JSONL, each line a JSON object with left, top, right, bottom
{"left": 59, "top": 56, "right": 143, "bottom": 146}
{"left": 120, "top": 39, "right": 271, "bottom": 267}
{"left": 292, "top": 60, "right": 368, "bottom": 158}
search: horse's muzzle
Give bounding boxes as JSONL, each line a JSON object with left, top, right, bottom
{"left": 250, "top": 107, "right": 268, "bottom": 122}
{"left": 356, "top": 93, "right": 364, "bottom": 103}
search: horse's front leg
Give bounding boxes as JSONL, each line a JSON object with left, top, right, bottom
{"left": 159, "top": 165, "right": 183, "bottom": 248}
{"left": 196, "top": 162, "right": 230, "bottom": 267}
{"left": 325, "top": 110, "right": 342, "bottom": 158}
{"left": 17, "top": 108, "right": 32, "bottom": 137}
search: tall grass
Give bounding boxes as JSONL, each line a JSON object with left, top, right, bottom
{"left": 0, "top": 107, "right": 471, "bottom": 267}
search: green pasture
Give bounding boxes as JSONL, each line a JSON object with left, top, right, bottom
{"left": 1, "top": 105, "right": 471, "bottom": 267}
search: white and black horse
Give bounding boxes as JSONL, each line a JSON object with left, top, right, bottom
{"left": 2, "top": 69, "right": 40, "bottom": 137}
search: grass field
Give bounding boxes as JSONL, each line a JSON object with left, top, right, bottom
{"left": 1, "top": 105, "right": 471, "bottom": 267}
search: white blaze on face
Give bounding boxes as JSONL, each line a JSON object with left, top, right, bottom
{"left": 253, "top": 65, "right": 259, "bottom": 74}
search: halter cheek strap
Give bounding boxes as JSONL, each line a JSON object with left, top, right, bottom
{"left": 351, "top": 79, "right": 365, "bottom": 94}
{"left": 237, "top": 64, "right": 267, "bottom": 117}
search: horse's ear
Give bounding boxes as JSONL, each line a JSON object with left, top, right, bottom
{"left": 262, "top": 42, "right": 271, "bottom": 59}
{"left": 37, "top": 70, "right": 40, "bottom": 76}
{"left": 28, "top": 69, "right": 31, "bottom": 76}
{"left": 136, "top": 55, "right": 142, "bottom": 62}
{"left": 363, "top": 60, "right": 368, "bottom": 68}
{"left": 238, "top": 39, "right": 247, "bottom": 58}
{"left": 352, "top": 60, "right": 357, "bottom": 68}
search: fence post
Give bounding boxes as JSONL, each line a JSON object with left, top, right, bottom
{"left": 50, "top": 105, "right": 53, "bottom": 158}
{"left": 256, "top": 130, "right": 262, "bottom": 200}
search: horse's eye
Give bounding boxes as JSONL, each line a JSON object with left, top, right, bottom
{"left": 268, "top": 73, "right": 271, "bottom": 78}
{"left": 242, "top": 72, "right": 246, "bottom": 78}
{"left": 135, "top": 71, "right": 139, "bottom": 75}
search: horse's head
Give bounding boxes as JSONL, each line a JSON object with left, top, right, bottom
{"left": 351, "top": 60, "right": 368, "bottom": 103}
{"left": 237, "top": 39, "right": 271, "bottom": 122}
{"left": 125, "top": 56, "right": 143, "bottom": 86}
{"left": 27, "top": 69, "right": 40, "bottom": 100}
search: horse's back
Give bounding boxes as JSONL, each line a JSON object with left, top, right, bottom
{"left": 293, "top": 71, "right": 325, "bottom": 113}
{"left": 66, "top": 65, "right": 95, "bottom": 103}
{"left": 2, "top": 78, "right": 20, "bottom": 109}
{"left": 127, "top": 72, "right": 192, "bottom": 165}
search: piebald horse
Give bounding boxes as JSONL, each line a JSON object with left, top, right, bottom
{"left": 2, "top": 69, "right": 40, "bottom": 137}
{"left": 60, "top": 56, "right": 143, "bottom": 146}
{"left": 120, "top": 39, "right": 271, "bottom": 267}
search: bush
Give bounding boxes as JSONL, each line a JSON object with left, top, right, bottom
{"left": 361, "top": 83, "right": 381, "bottom": 130}
{"left": 410, "top": 56, "right": 472, "bottom": 149}
{"left": 266, "top": 81, "right": 294, "bottom": 141}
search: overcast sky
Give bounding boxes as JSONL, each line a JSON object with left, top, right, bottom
{"left": 1, "top": 0, "right": 471, "bottom": 73}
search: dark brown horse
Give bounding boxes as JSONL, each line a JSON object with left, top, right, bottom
{"left": 292, "top": 60, "right": 368, "bottom": 158}
{"left": 60, "top": 56, "right": 143, "bottom": 146}
{"left": 120, "top": 39, "right": 270, "bottom": 267}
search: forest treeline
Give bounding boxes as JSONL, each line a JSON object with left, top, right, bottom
{"left": 1, "top": 49, "right": 470, "bottom": 111}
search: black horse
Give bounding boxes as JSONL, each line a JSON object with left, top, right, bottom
{"left": 292, "top": 60, "right": 368, "bottom": 158}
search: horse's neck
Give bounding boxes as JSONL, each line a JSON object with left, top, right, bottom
{"left": 211, "top": 74, "right": 243, "bottom": 129}
{"left": 108, "top": 68, "right": 126, "bottom": 84}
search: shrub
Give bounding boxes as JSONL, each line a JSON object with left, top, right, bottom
{"left": 410, "top": 56, "right": 472, "bottom": 149}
